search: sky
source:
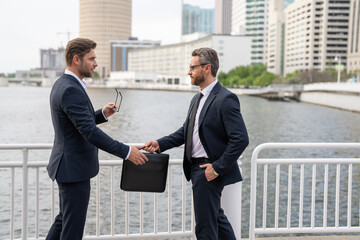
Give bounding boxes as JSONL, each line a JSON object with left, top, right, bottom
{"left": 0, "top": 0, "right": 214, "bottom": 74}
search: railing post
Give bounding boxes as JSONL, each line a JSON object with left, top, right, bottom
{"left": 249, "top": 144, "right": 263, "bottom": 240}
{"left": 10, "top": 168, "right": 15, "bottom": 240}
{"left": 22, "top": 148, "right": 29, "bottom": 240}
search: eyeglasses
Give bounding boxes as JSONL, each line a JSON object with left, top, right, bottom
{"left": 114, "top": 88, "right": 123, "bottom": 112}
{"left": 189, "top": 64, "right": 208, "bottom": 72}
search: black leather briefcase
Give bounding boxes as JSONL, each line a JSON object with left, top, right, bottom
{"left": 120, "top": 153, "right": 169, "bottom": 193}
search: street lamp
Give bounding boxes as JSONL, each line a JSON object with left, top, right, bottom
{"left": 334, "top": 55, "right": 341, "bottom": 83}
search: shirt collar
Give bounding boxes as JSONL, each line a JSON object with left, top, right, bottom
{"left": 64, "top": 69, "right": 87, "bottom": 91}
{"left": 200, "top": 80, "right": 218, "bottom": 97}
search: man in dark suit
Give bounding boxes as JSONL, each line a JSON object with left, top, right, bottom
{"left": 46, "top": 38, "right": 148, "bottom": 240}
{"left": 145, "top": 48, "right": 249, "bottom": 239}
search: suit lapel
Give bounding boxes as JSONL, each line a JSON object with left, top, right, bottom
{"left": 64, "top": 74, "right": 95, "bottom": 116}
{"left": 198, "top": 82, "right": 221, "bottom": 127}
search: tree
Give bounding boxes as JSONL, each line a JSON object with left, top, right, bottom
{"left": 253, "top": 72, "right": 275, "bottom": 86}
{"left": 217, "top": 71, "right": 227, "bottom": 85}
{"left": 228, "top": 66, "right": 249, "bottom": 79}
{"left": 284, "top": 70, "right": 302, "bottom": 84}
{"left": 93, "top": 71, "right": 100, "bottom": 79}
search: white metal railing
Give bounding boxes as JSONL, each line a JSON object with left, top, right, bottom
{"left": 0, "top": 143, "right": 195, "bottom": 240}
{"left": 249, "top": 143, "right": 360, "bottom": 239}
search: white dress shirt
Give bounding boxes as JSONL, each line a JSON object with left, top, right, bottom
{"left": 64, "top": 69, "right": 131, "bottom": 160}
{"left": 191, "top": 80, "right": 218, "bottom": 158}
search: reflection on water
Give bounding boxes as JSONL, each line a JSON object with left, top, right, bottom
{"left": 0, "top": 86, "right": 360, "bottom": 238}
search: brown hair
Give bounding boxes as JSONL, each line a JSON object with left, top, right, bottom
{"left": 192, "top": 48, "right": 219, "bottom": 77}
{"left": 65, "top": 38, "right": 97, "bottom": 66}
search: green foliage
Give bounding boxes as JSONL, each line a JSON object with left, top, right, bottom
{"left": 283, "top": 70, "right": 302, "bottom": 84}
{"left": 7, "top": 73, "right": 15, "bottom": 78}
{"left": 29, "top": 73, "right": 42, "bottom": 78}
{"left": 217, "top": 71, "right": 227, "bottom": 83}
{"left": 253, "top": 72, "right": 275, "bottom": 86}
{"left": 218, "top": 64, "right": 346, "bottom": 87}
{"left": 93, "top": 71, "right": 100, "bottom": 79}
{"left": 0, "top": 73, "right": 6, "bottom": 77}
{"left": 218, "top": 63, "right": 273, "bottom": 87}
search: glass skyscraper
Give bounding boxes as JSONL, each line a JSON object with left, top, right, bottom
{"left": 182, "top": 3, "right": 214, "bottom": 35}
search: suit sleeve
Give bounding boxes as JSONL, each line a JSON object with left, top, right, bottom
{"left": 157, "top": 124, "right": 186, "bottom": 152}
{"left": 157, "top": 95, "right": 197, "bottom": 152}
{"left": 61, "top": 87, "right": 130, "bottom": 159}
{"left": 95, "top": 109, "right": 107, "bottom": 124}
{"left": 212, "top": 94, "right": 249, "bottom": 176}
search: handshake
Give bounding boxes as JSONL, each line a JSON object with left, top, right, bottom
{"left": 127, "top": 140, "right": 160, "bottom": 165}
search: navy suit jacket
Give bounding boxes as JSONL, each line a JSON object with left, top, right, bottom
{"left": 157, "top": 82, "right": 249, "bottom": 186}
{"left": 47, "top": 74, "right": 129, "bottom": 183}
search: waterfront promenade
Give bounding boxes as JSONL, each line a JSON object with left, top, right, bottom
{"left": 1, "top": 77, "right": 359, "bottom": 112}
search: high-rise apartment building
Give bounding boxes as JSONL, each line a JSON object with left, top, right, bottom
{"left": 215, "top": 0, "right": 232, "bottom": 34}
{"left": 284, "top": 0, "right": 294, "bottom": 8}
{"left": 284, "top": 0, "right": 350, "bottom": 75}
{"left": 231, "top": 0, "right": 246, "bottom": 35}
{"left": 182, "top": 3, "right": 214, "bottom": 36}
{"left": 267, "top": 0, "right": 285, "bottom": 75}
{"left": 79, "top": 0, "right": 132, "bottom": 79}
{"left": 267, "top": 0, "right": 295, "bottom": 75}
{"left": 231, "top": 0, "right": 269, "bottom": 65}
{"left": 347, "top": 0, "right": 360, "bottom": 75}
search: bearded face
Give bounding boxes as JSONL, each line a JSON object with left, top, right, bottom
{"left": 191, "top": 73, "right": 205, "bottom": 86}
{"left": 77, "top": 49, "right": 97, "bottom": 79}
{"left": 78, "top": 60, "right": 93, "bottom": 78}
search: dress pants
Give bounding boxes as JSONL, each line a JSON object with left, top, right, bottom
{"left": 190, "top": 164, "right": 236, "bottom": 240}
{"left": 46, "top": 180, "right": 91, "bottom": 240}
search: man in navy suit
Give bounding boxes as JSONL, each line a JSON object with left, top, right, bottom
{"left": 46, "top": 38, "right": 148, "bottom": 240}
{"left": 145, "top": 48, "right": 249, "bottom": 239}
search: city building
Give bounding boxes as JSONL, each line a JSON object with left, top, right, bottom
{"left": 231, "top": 0, "right": 269, "bottom": 65}
{"left": 284, "top": 0, "right": 294, "bottom": 8}
{"left": 182, "top": 3, "right": 214, "bottom": 37}
{"left": 267, "top": 0, "right": 295, "bottom": 75}
{"left": 110, "top": 38, "right": 160, "bottom": 72}
{"left": 215, "top": 0, "right": 232, "bottom": 34}
{"left": 40, "top": 48, "right": 66, "bottom": 70}
{"left": 109, "top": 35, "right": 252, "bottom": 85}
{"left": 347, "top": 0, "right": 360, "bottom": 77}
{"left": 284, "top": 0, "right": 350, "bottom": 75}
{"left": 231, "top": 0, "right": 246, "bottom": 35}
{"left": 16, "top": 47, "right": 66, "bottom": 79}
{"left": 79, "top": 0, "right": 132, "bottom": 79}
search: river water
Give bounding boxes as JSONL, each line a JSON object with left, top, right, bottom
{"left": 0, "top": 85, "right": 359, "bottom": 238}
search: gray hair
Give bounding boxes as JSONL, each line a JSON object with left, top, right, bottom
{"left": 192, "top": 48, "right": 219, "bottom": 77}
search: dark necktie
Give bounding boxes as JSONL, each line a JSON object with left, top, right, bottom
{"left": 186, "top": 93, "right": 203, "bottom": 161}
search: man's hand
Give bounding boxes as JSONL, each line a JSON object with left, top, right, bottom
{"left": 102, "top": 103, "right": 117, "bottom": 118}
{"left": 200, "top": 163, "right": 218, "bottom": 181}
{"left": 128, "top": 146, "right": 148, "bottom": 165}
{"left": 143, "top": 140, "right": 160, "bottom": 153}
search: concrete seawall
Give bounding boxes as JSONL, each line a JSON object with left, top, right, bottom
{"left": 300, "top": 83, "right": 360, "bottom": 113}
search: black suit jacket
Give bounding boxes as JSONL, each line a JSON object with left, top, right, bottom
{"left": 157, "top": 82, "right": 249, "bottom": 186}
{"left": 47, "top": 74, "right": 129, "bottom": 183}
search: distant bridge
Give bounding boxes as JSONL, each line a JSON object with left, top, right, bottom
{"left": 0, "top": 78, "right": 55, "bottom": 87}
{"left": 231, "top": 84, "right": 303, "bottom": 101}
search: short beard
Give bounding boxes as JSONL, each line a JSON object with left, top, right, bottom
{"left": 192, "top": 74, "right": 205, "bottom": 86}
{"left": 78, "top": 62, "right": 92, "bottom": 78}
